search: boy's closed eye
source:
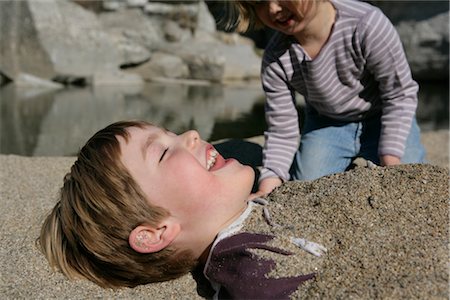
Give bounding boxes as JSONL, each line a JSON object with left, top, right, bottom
{"left": 159, "top": 148, "right": 169, "bottom": 163}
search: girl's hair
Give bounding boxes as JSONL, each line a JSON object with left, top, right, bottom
{"left": 223, "top": 1, "right": 266, "bottom": 33}
{"left": 222, "top": 1, "right": 326, "bottom": 33}
{"left": 37, "top": 120, "right": 197, "bottom": 288}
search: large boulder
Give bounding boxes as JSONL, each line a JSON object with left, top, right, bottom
{"left": 0, "top": 0, "right": 123, "bottom": 81}
{"left": 0, "top": 0, "right": 261, "bottom": 84}
{"left": 396, "top": 12, "right": 449, "bottom": 80}
{"left": 98, "top": 7, "right": 165, "bottom": 51}
{"left": 368, "top": 1, "right": 449, "bottom": 80}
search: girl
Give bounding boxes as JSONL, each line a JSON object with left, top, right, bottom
{"left": 225, "top": 0, "right": 425, "bottom": 198}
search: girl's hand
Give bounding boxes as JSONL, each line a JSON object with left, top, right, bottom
{"left": 380, "top": 154, "right": 401, "bottom": 166}
{"left": 248, "top": 177, "right": 283, "bottom": 200}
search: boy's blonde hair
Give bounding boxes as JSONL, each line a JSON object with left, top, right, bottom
{"left": 37, "top": 121, "right": 197, "bottom": 288}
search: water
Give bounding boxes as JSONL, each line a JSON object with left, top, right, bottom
{"left": 0, "top": 81, "right": 447, "bottom": 157}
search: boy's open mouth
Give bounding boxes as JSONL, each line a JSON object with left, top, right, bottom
{"left": 206, "top": 146, "right": 226, "bottom": 171}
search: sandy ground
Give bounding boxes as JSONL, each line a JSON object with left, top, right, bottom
{"left": 0, "top": 130, "right": 448, "bottom": 299}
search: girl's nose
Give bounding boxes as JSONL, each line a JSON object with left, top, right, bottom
{"left": 269, "top": 0, "right": 282, "bottom": 15}
{"left": 182, "top": 130, "right": 200, "bottom": 149}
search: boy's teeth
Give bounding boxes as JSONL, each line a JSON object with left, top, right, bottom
{"left": 207, "top": 149, "right": 218, "bottom": 170}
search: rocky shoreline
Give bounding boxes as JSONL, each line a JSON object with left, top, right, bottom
{"left": 1, "top": 0, "right": 448, "bottom": 86}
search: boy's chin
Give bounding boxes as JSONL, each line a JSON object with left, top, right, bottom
{"left": 246, "top": 167, "right": 257, "bottom": 194}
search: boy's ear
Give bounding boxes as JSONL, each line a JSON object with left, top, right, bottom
{"left": 129, "top": 221, "right": 180, "bottom": 254}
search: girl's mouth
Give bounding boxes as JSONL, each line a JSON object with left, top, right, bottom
{"left": 276, "top": 13, "right": 295, "bottom": 26}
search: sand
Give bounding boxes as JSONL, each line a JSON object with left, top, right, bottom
{"left": 0, "top": 130, "right": 448, "bottom": 299}
{"left": 272, "top": 164, "right": 448, "bottom": 299}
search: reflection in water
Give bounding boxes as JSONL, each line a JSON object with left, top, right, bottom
{"left": 1, "top": 82, "right": 265, "bottom": 156}
{"left": 1, "top": 81, "right": 448, "bottom": 157}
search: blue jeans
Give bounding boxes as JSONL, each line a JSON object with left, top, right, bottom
{"left": 290, "top": 108, "right": 426, "bottom": 181}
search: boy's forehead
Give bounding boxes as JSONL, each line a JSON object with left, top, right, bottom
{"left": 127, "top": 124, "right": 159, "bottom": 135}
{"left": 119, "top": 125, "right": 168, "bottom": 150}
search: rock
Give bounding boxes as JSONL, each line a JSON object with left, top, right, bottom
{"left": 13, "top": 73, "right": 64, "bottom": 89}
{"left": 2, "top": 0, "right": 445, "bottom": 84}
{"left": 0, "top": 0, "right": 122, "bottom": 80}
{"left": 195, "top": 0, "right": 217, "bottom": 35}
{"left": 0, "top": 0, "right": 263, "bottom": 83}
{"left": 131, "top": 52, "right": 190, "bottom": 80}
{"left": 163, "top": 19, "right": 192, "bottom": 43}
{"left": 396, "top": 12, "right": 449, "bottom": 80}
{"left": 126, "top": 0, "right": 147, "bottom": 8}
{"left": 101, "top": 19, "right": 152, "bottom": 67}
{"left": 115, "top": 37, "right": 151, "bottom": 68}
{"left": 143, "top": 1, "right": 198, "bottom": 32}
{"left": 166, "top": 39, "right": 225, "bottom": 82}
{"left": 90, "top": 71, "right": 144, "bottom": 86}
{"left": 143, "top": 1, "right": 198, "bottom": 18}
{"left": 219, "top": 42, "right": 261, "bottom": 82}
{"left": 98, "top": 8, "right": 165, "bottom": 51}
{"left": 368, "top": 0, "right": 449, "bottom": 24}
{"left": 366, "top": 1, "right": 449, "bottom": 81}
{"left": 102, "top": 0, "right": 124, "bottom": 11}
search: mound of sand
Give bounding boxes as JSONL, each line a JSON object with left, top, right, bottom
{"left": 266, "top": 164, "right": 448, "bottom": 299}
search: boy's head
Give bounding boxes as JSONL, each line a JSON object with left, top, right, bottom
{"left": 224, "top": 1, "right": 327, "bottom": 33}
{"left": 38, "top": 120, "right": 254, "bottom": 288}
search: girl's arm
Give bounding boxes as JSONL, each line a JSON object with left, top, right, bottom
{"left": 258, "top": 51, "right": 300, "bottom": 189}
{"left": 360, "top": 8, "right": 418, "bottom": 161}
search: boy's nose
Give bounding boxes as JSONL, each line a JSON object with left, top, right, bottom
{"left": 183, "top": 130, "right": 200, "bottom": 149}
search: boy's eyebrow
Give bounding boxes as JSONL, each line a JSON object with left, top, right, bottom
{"left": 141, "top": 133, "right": 159, "bottom": 160}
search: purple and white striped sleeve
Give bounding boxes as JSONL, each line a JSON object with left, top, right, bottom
{"left": 360, "top": 8, "right": 418, "bottom": 158}
{"left": 259, "top": 54, "right": 300, "bottom": 182}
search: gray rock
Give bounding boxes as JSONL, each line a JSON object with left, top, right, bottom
{"left": 166, "top": 39, "right": 225, "bottom": 82}
{"left": 2, "top": 0, "right": 446, "bottom": 84}
{"left": 0, "top": 0, "right": 263, "bottom": 83}
{"left": 195, "top": 0, "right": 217, "bottom": 35}
{"left": 90, "top": 71, "right": 144, "bottom": 86}
{"left": 163, "top": 19, "right": 192, "bottom": 43}
{"left": 126, "top": 0, "right": 147, "bottom": 8}
{"left": 1, "top": 0, "right": 122, "bottom": 80}
{"left": 115, "top": 36, "right": 152, "bottom": 67}
{"left": 13, "top": 73, "right": 64, "bottom": 89}
{"left": 98, "top": 8, "right": 164, "bottom": 51}
{"left": 219, "top": 42, "right": 261, "bottom": 81}
{"left": 1, "top": 1, "right": 54, "bottom": 79}
{"left": 396, "top": 12, "right": 449, "bottom": 80}
{"left": 369, "top": 0, "right": 449, "bottom": 24}
{"left": 130, "top": 52, "right": 190, "bottom": 80}
{"left": 102, "top": 0, "right": 124, "bottom": 11}
{"left": 368, "top": 1, "right": 449, "bottom": 80}
{"left": 143, "top": 1, "right": 198, "bottom": 18}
